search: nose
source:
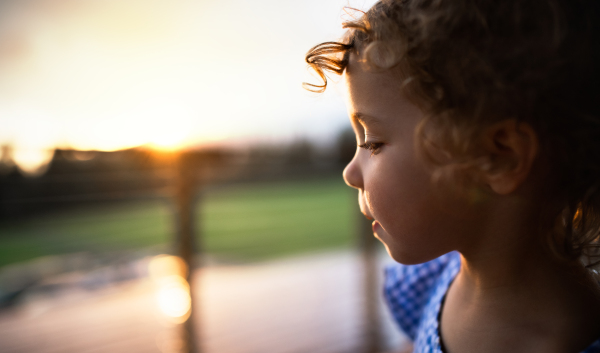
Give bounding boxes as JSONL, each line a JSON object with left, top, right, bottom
{"left": 343, "top": 151, "right": 363, "bottom": 189}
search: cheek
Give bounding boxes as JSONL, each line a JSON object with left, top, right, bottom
{"left": 363, "top": 154, "right": 483, "bottom": 264}
{"left": 364, "top": 153, "right": 432, "bottom": 231}
{"left": 362, "top": 151, "right": 462, "bottom": 262}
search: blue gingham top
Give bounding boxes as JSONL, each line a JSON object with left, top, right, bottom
{"left": 383, "top": 251, "right": 600, "bottom": 353}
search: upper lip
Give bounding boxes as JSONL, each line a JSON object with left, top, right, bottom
{"left": 358, "top": 192, "right": 373, "bottom": 220}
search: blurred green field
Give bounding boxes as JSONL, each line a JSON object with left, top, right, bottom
{"left": 0, "top": 178, "right": 357, "bottom": 267}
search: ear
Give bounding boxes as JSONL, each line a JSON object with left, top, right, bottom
{"left": 479, "top": 119, "right": 539, "bottom": 195}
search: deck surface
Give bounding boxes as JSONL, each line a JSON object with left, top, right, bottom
{"left": 0, "top": 251, "right": 408, "bottom": 353}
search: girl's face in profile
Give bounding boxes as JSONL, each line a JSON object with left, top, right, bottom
{"left": 342, "top": 54, "right": 484, "bottom": 264}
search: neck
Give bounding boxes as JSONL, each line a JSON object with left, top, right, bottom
{"left": 458, "top": 191, "right": 565, "bottom": 289}
{"left": 441, "top": 197, "right": 600, "bottom": 353}
{"left": 458, "top": 236, "right": 568, "bottom": 295}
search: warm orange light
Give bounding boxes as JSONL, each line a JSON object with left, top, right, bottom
{"left": 149, "top": 255, "right": 191, "bottom": 323}
{"left": 12, "top": 148, "right": 55, "bottom": 176}
{"left": 149, "top": 254, "right": 188, "bottom": 279}
{"left": 157, "top": 276, "right": 191, "bottom": 321}
{"left": 0, "top": 0, "right": 355, "bottom": 163}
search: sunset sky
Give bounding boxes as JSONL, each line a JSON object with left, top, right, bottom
{"left": 0, "top": 0, "right": 378, "bottom": 172}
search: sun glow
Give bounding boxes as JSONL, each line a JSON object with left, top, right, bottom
{"left": 156, "top": 276, "right": 192, "bottom": 320}
{"left": 0, "top": 0, "right": 364, "bottom": 173}
{"left": 11, "top": 147, "right": 55, "bottom": 176}
{"left": 149, "top": 255, "right": 191, "bottom": 323}
{"left": 0, "top": 1, "right": 209, "bottom": 166}
{"left": 137, "top": 98, "right": 192, "bottom": 151}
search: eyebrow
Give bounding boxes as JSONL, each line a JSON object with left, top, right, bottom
{"left": 351, "top": 112, "right": 383, "bottom": 127}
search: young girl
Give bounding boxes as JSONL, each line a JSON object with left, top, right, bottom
{"left": 305, "top": 1, "right": 600, "bottom": 352}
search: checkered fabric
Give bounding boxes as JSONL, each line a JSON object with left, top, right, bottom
{"left": 383, "top": 251, "right": 600, "bottom": 353}
{"left": 383, "top": 251, "right": 459, "bottom": 353}
{"left": 583, "top": 338, "right": 600, "bottom": 353}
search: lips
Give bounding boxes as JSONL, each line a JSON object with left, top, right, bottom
{"left": 372, "top": 220, "right": 380, "bottom": 233}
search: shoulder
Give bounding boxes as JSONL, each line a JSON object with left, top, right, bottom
{"left": 383, "top": 251, "right": 461, "bottom": 341}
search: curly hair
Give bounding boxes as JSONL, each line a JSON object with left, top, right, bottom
{"left": 305, "top": 0, "right": 600, "bottom": 267}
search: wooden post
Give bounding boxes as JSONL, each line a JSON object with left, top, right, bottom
{"left": 359, "top": 209, "right": 382, "bottom": 353}
{"left": 175, "top": 152, "right": 200, "bottom": 353}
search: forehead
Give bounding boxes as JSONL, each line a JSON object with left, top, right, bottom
{"left": 343, "top": 53, "right": 422, "bottom": 125}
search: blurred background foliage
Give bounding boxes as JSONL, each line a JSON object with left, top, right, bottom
{"left": 0, "top": 178, "right": 354, "bottom": 267}
{"left": 0, "top": 127, "right": 357, "bottom": 268}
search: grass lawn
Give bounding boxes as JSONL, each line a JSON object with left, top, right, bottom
{"left": 0, "top": 178, "right": 357, "bottom": 267}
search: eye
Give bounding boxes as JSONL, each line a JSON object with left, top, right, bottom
{"left": 358, "top": 142, "right": 384, "bottom": 156}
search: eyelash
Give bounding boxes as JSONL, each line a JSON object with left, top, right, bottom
{"left": 358, "top": 142, "right": 384, "bottom": 155}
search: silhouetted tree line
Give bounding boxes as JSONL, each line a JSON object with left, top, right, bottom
{"left": 0, "top": 129, "right": 356, "bottom": 220}
{"left": 0, "top": 148, "right": 228, "bottom": 220}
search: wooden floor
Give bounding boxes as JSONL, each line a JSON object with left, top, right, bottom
{"left": 0, "top": 251, "right": 408, "bottom": 353}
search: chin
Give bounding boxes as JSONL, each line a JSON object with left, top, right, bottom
{"left": 376, "top": 226, "right": 452, "bottom": 265}
{"left": 384, "top": 244, "right": 446, "bottom": 265}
